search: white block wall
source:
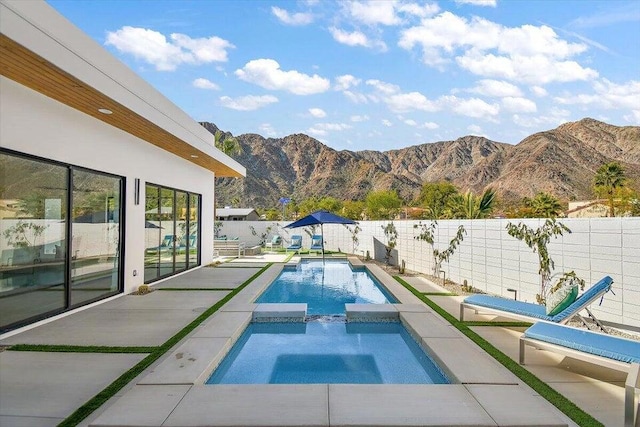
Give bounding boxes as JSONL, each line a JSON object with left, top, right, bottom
{"left": 222, "top": 217, "right": 640, "bottom": 329}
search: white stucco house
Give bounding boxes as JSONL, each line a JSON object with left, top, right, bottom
{"left": 0, "top": 0, "right": 245, "bottom": 333}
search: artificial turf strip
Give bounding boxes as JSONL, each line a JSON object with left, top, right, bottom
{"left": 393, "top": 276, "right": 604, "bottom": 427}
{"left": 8, "top": 344, "right": 156, "bottom": 354}
{"left": 58, "top": 263, "right": 273, "bottom": 427}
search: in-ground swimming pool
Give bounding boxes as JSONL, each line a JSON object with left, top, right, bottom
{"left": 207, "top": 321, "right": 449, "bottom": 384}
{"left": 256, "top": 259, "right": 397, "bottom": 315}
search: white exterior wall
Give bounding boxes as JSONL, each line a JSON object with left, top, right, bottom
{"left": 223, "top": 218, "right": 640, "bottom": 328}
{"left": 1, "top": 76, "right": 216, "bottom": 293}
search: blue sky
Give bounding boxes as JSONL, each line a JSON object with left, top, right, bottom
{"left": 49, "top": 0, "right": 640, "bottom": 151}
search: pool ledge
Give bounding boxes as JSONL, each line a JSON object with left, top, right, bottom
{"left": 90, "top": 263, "right": 571, "bottom": 427}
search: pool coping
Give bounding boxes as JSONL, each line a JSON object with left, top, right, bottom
{"left": 90, "top": 258, "right": 571, "bottom": 426}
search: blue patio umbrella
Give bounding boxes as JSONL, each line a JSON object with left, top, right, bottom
{"left": 284, "top": 210, "right": 357, "bottom": 259}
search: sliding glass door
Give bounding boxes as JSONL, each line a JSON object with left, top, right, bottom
{"left": 0, "top": 149, "right": 123, "bottom": 333}
{"left": 143, "top": 183, "right": 200, "bottom": 283}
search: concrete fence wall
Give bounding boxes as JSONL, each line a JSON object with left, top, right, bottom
{"left": 218, "top": 218, "right": 640, "bottom": 329}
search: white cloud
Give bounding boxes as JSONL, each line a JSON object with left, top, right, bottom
{"left": 309, "top": 108, "right": 327, "bottom": 118}
{"left": 192, "top": 78, "right": 220, "bottom": 90}
{"left": 469, "top": 79, "right": 522, "bottom": 97}
{"left": 271, "top": 6, "right": 314, "bottom": 26}
{"left": 334, "top": 74, "right": 362, "bottom": 91}
{"left": 502, "top": 97, "right": 537, "bottom": 113}
{"left": 530, "top": 86, "right": 548, "bottom": 97}
{"left": 421, "top": 122, "right": 440, "bottom": 129}
{"left": 398, "top": 3, "right": 440, "bottom": 18}
{"left": 259, "top": 123, "right": 277, "bottom": 136}
{"left": 329, "top": 27, "right": 387, "bottom": 50}
{"left": 456, "top": 0, "right": 497, "bottom": 6}
{"left": 346, "top": 1, "right": 401, "bottom": 26}
{"left": 343, "top": 90, "right": 369, "bottom": 104}
{"left": 105, "top": 26, "right": 234, "bottom": 71}
{"left": 350, "top": 115, "right": 370, "bottom": 122}
{"left": 404, "top": 119, "right": 418, "bottom": 126}
{"left": 219, "top": 95, "right": 278, "bottom": 111}
{"left": 235, "top": 59, "right": 330, "bottom": 95}
{"left": 456, "top": 52, "right": 598, "bottom": 85}
{"left": 512, "top": 107, "right": 571, "bottom": 128}
{"left": 441, "top": 96, "right": 500, "bottom": 119}
{"left": 398, "top": 12, "right": 597, "bottom": 84}
{"left": 382, "top": 119, "right": 393, "bottom": 127}
{"left": 366, "top": 79, "right": 400, "bottom": 95}
{"left": 308, "top": 122, "right": 351, "bottom": 135}
{"left": 468, "top": 124, "right": 483, "bottom": 134}
{"left": 624, "top": 110, "right": 640, "bottom": 124}
{"left": 386, "top": 92, "right": 439, "bottom": 113}
{"left": 554, "top": 79, "right": 640, "bottom": 110}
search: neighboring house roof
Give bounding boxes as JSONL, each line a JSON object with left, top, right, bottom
{"left": 216, "top": 208, "right": 258, "bottom": 217}
{"left": 0, "top": 0, "right": 245, "bottom": 178}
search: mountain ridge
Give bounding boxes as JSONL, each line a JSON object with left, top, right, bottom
{"left": 204, "top": 118, "right": 640, "bottom": 209}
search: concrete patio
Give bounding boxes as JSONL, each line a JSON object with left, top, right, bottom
{"left": 0, "top": 259, "right": 632, "bottom": 426}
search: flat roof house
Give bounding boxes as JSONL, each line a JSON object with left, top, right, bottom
{"left": 0, "top": 0, "right": 245, "bottom": 333}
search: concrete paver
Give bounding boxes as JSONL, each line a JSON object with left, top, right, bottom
{"left": 162, "top": 384, "right": 329, "bottom": 426}
{"left": 153, "top": 267, "right": 259, "bottom": 289}
{"left": 138, "top": 337, "right": 230, "bottom": 385}
{"left": 466, "top": 384, "right": 570, "bottom": 426}
{"left": 0, "top": 292, "right": 230, "bottom": 347}
{"left": 193, "top": 311, "right": 252, "bottom": 339}
{"left": 90, "top": 385, "right": 191, "bottom": 427}
{"left": 0, "top": 351, "right": 145, "bottom": 423}
{"left": 328, "top": 384, "right": 495, "bottom": 426}
{"left": 402, "top": 276, "right": 450, "bottom": 293}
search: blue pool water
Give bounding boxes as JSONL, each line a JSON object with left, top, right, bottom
{"left": 207, "top": 322, "right": 449, "bottom": 384}
{"left": 256, "top": 260, "right": 397, "bottom": 315}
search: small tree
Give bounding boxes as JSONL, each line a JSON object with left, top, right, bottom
{"left": 249, "top": 224, "right": 273, "bottom": 246}
{"left": 2, "top": 220, "right": 48, "bottom": 261}
{"left": 381, "top": 222, "right": 398, "bottom": 265}
{"left": 414, "top": 220, "right": 466, "bottom": 281}
{"left": 506, "top": 218, "right": 578, "bottom": 303}
{"left": 214, "top": 221, "right": 223, "bottom": 238}
{"left": 344, "top": 223, "right": 362, "bottom": 255}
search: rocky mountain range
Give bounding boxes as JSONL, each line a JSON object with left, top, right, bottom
{"left": 202, "top": 119, "right": 640, "bottom": 209}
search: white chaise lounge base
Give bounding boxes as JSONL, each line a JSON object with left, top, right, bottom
{"left": 520, "top": 322, "right": 640, "bottom": 427}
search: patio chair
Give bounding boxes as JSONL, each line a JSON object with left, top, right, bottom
{"left": 309, "top": 235, "right": 323, "bottom": 253}
{"left": 519, "top": 322, "right": 640, "bottom": 427}
{"left": 265, "top": 235, "right": 282, "bottom": 252}
{"left": 286, "top": 235, "right": 302, "bottom": 253}
{"left": 145, "top": 234, "right": 175, "bottom": 254}
{"left": 459, "top": 276, "right": 614, "bottom": 331}
{"left": 177, "top": 234, "right": 197, "bottom": 254}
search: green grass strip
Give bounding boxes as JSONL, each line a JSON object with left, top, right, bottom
{"left": 464, "top": 321, "right": 533, "bottom": 327}
{"left": 393, "top": 276, "right": 603, "bottom": 427}
{"left": 8, "top": 344, "right": 155, "bottom": 353}
{"left": 422, "top": 292, "right": 458, "bottom": 296}
{"left": 59, "top": 263, "right": 273, "bottom": 427}
{"left": 157, "top": 287, "right": 236, "bottom": 291}
{"left": 284, "top": 252, "right": 295, "bottom": 262}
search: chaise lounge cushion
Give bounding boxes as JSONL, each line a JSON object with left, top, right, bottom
{"left": 463, "top": 276, "right": 613, "bottom": 323}
{"left": 523, "top": 322, "right": 640, "bottom": 364}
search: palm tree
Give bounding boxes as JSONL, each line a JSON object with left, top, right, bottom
{"left": 448, "top": 188, "right": 496, "bottom": 219}
{"left": 214, "top": 130, "right": 242, "bottom": 156}
{"left": 594, "top": 162, "right": 626, "bottom": 217}
{"left": 526, "top": 192, "right": 563, "bottom": 218}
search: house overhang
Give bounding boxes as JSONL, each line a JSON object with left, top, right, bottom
{"left": 0, "top": 0, "right": 245, "bottom": 178}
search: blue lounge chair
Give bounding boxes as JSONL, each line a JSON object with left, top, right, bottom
{"left": 265, "top": 235, "right": 282, "bottom": 251}
{"left": 460, "top": 276, "right": 614, "bottom": 327}
{"left": 177, "top": 234, "right": 197, "bottom": 254}
{"left": 309, "top": 235, "right": 323, "bottom": 253}
{"left": 146, "top": 234, "right": 175, "bottom": 254}
{"left": 286, "top": 235, "right": 302, "bottom": 253}
{"left": 519, "top": 322, "right": 640, "bottom": 427}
